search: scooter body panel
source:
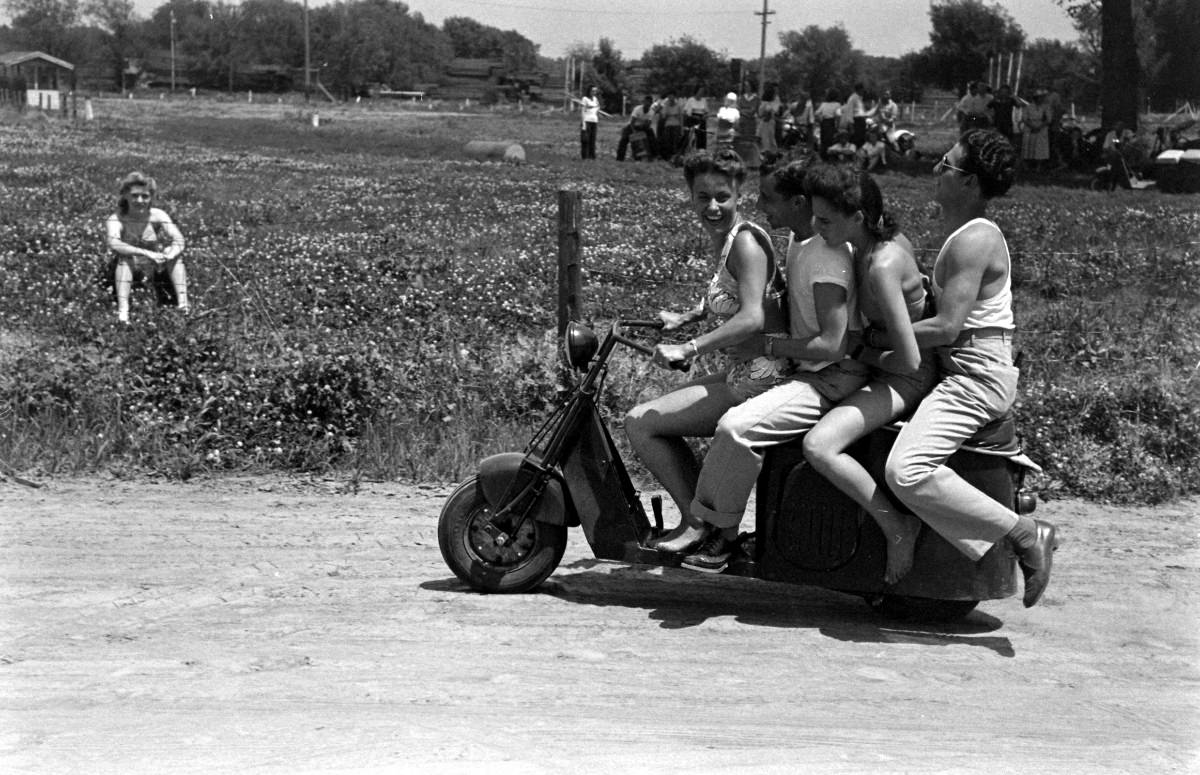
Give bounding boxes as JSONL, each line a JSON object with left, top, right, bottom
{"left": 755, "top": 430, "right": 1019, "bottom": 601}
{"left": 555, "top": 401, "right": 652, "bottom": 561}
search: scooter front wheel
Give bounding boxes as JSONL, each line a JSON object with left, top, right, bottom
{"left": 437, "top": 476, "right": 568, "bottom": 594}
{"left": 866, "top": 594, "right": 979, "bottom": 622}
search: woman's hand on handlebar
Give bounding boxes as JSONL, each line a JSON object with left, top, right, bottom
{"left": 653, "top": 342, "right": 692, "bottom": 371}
{"left": 658, "top": 310, "right": 690, "bottom": 331}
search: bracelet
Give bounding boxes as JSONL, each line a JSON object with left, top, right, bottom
{"left": 687, "top": 339, "right": 700, "bottom": 359}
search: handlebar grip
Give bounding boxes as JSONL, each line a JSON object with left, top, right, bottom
{"left": 620, "top": 319, "right": 666, "bottom": 329}
{"left": 668, "top": 359, "right": 691, "bottom": 372}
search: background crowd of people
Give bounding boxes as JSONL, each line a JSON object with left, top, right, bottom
{"left": 577, "top": 78, "right": 1199, "bottom": 186}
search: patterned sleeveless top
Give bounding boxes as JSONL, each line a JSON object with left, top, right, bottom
{"left": 705, "top": 220, "right": 792, "bottom": 388}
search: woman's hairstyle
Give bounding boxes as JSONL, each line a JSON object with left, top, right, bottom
{"left": 767, "top": 160, "right": 811, "bottom": 199}
{"left": 957, "top": 128, "right": 1017, "bottom": 198}
{"left": 803, "top": 163, "right": 899, "bottom": 241}
{"left": 117, "top": 171, "right": 156, "bottom": 214}
{"left": 825, "top": 88, "right": 839, "bottom": 102}
{"left": 683, "top": 148, "right": 746, "bottom": 189}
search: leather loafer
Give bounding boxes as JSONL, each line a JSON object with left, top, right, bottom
{"left": 1017, "top": 520, "right": 1058, "bottom": 608}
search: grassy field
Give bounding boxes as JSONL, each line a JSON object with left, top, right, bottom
{"left": 1, "top": 97, "right": 1197, "bottom": 502}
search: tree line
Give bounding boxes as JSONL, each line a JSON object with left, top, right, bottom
{"left": 2, "top": 0, "right": 1196, "bottom": 125}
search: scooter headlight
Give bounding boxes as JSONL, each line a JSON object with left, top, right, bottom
{"left": 562, "top": 321, "right": 598, "bottom": 370}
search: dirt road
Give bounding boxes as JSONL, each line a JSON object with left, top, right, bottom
{"left": 2, "top": 476, "right": 1197, "bottom": 774}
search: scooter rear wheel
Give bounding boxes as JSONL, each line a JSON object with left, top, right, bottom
{"left": 866, "top": 594, "right": 979, "bottom": 622}
{"left": 437, "top": 476, "right": 568, "bottom": 594}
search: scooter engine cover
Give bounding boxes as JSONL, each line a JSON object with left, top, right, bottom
{"left": 477, "top": 452, "right": 572, "bottom": 527}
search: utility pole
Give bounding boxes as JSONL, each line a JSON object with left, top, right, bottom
{"left": 303, "top": 0, "right": 311, "bottom": 100}
{"left": 170, "top": 8, "right": 176, "bottom": 92}
{"left": 755, "top": 0, "right": 774, "bottom": 93}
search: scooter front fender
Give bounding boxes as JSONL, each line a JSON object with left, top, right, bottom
{"left": 477, "top": 452, "right": 576, "bottom": 527}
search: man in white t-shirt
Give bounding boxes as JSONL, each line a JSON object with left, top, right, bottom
{"left": 682, "top": 88, "right": 709, "bottom": 150}
{"left": 655, "top": 161, "right": 871, "bottom": 571}
{"left": 843, "top": 82, "right": 867, "bottom": 147}
{"left": 578, "top": 86, "right": 601, "bottom": 159}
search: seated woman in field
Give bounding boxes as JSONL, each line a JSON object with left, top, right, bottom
{"left": 624, "top": 149, "right": 790, "bottom": 551}
{"left": 800, "top": 164, "right": 937, "bottom": 584}
{"left": 105, "top": 171, "right": 188, "bottom": 322}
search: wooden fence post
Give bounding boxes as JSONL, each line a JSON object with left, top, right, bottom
{"left": 557, "top": 189, "right": 582, "bottom": 336}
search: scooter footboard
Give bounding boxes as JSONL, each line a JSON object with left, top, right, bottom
{"left": 755, "top": 430, "right": 1019, "bottom": 601}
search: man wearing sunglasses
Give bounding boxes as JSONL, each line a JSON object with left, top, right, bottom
{"left": 877, "top": 129, "right": 1059, "bottom": 608}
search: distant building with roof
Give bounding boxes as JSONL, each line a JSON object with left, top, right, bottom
{"left": 0, "top": 51, "right": 74, "bottom": 110}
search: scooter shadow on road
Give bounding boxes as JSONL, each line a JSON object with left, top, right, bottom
{"left": 422, "top": 560, "right": 1015, "bottom": 658}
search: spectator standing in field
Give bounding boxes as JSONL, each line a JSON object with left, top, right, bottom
{"left": 1020, "top": 90, "right": 1051, "bottom": 172}
{"left": 716, "top": 92, "right": 741, "bottom": 151}
{"left": 758, "top": 83, "right": 782, "bottom": 155}
{"left": 956, "top": 82, "right": 991, "bottom": 132}
{"left": 844, "top": 82, "right": 868, "bottom": 148}
{"left": 655, "top": 160, "right": 869, "bottom": 569}
{"left": 616, "top": 94, "right": 659, "bottom": 161}
{"left": 659, "top": 91, "right": 684, "bottom": 160}
{"left": 737, "top": 82, "right": 762, "bottom": 168}
{"left": 684, "top": 87, "right": 710, "bottom": 150}
{"left": 815, "top": 89, "right": 842, "bottom": 157}
{"left": 800, "top": 164, "right": 936, "bottom": 584}
{"left": 105, "top": 171, "right": 188, "bottom": 323}
{"left": 625, "top": 150, "right": 791, "bottom": 553}
{"left": 876, "top": 89, "right": 900, "bottom": 132}
{"left": 788, "top": 92, "right": 816, "bottom": 152}
{"left": 578, "top": 86, "right": 602, "bottom": 160}
{"left": 988, "top": 84, "right": 1017, "bottom": 144}
{"left": 1046, "top": 88, "right": 1066, "bottom": 168}
{"left": 884, "top": 128, "right": 1058, "bottom": 608}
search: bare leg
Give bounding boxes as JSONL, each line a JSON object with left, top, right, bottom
{"left": 624, "top": 373, "right": 741, "bottom": 550}
{"left": 804, "top": 380, "right": 919, "bottom": 585}
{"left": 169, "top": 260, "right": 189, "bottom": 312}
{"left": 114, "top": 260, "right": 133, "bottom": 322}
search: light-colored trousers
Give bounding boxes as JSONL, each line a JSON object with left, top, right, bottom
{"left": 885, "top": 332, "right": 1020, "bottom": 560}
{"left": 691, "top": 360, "right": 870, "bottom": 529}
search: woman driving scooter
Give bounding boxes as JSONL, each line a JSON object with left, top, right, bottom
{"left": 624, "top": 149, "right": 791, "bottom": 552}
{"left": 799, "top": 164, "right": 937, "bottom": 585}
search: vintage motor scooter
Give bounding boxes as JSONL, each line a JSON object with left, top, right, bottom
{"left": 438, "top": 319, "right": 1041, "bottom": 620}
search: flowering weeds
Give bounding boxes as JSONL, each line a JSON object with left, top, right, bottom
{"left": 0, "top": 103, "right": 1197, "bottom": 500}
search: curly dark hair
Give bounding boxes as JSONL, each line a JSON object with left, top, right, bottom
{"left": 958, "top": 129, "right": 1017, "bottom": 198}
{"left": 683, "top": 148, "right": 746, "bottom": 189}
{"left": 766, "top": 159, "right": 812, "bottom": 199}
{"left": 802, "top": 162, "right": 898, "bottom": 241}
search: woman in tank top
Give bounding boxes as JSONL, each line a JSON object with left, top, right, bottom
{"left": 625, "top": 148, "right": 790, "bottom": 550}
{"left": 799, "top": 164, "right": 938, "bottom": 584}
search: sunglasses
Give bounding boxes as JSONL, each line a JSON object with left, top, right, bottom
{"left": 935, "top": 154, "right": 969, "bottom": 175}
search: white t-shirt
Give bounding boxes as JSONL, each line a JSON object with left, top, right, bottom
{"left": 580, "top": 96, "right": 599, "bottom": 126}
{"left": 786, "top": 234, "right": 857, "bottom": 372}
{"left": 683, "top": 96, "right": 708, "bottom": 117}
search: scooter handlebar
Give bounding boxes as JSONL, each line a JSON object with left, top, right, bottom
{"left": 612, "top": 320, "right": 690, "bottom": 371}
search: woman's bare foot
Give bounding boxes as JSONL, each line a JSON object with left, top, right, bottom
{"left": 651, "top": 523, "right": 711, "bottom": 554}
{"left": 874, "top": 512, "right": 921, "bottom": 585}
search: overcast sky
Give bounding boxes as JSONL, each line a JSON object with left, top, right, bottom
{"left": 405, "top": 0, "right": 1081, "bottom": 60}
{"left": 92, "top": 0, "right": 1082, "bottom": 61}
